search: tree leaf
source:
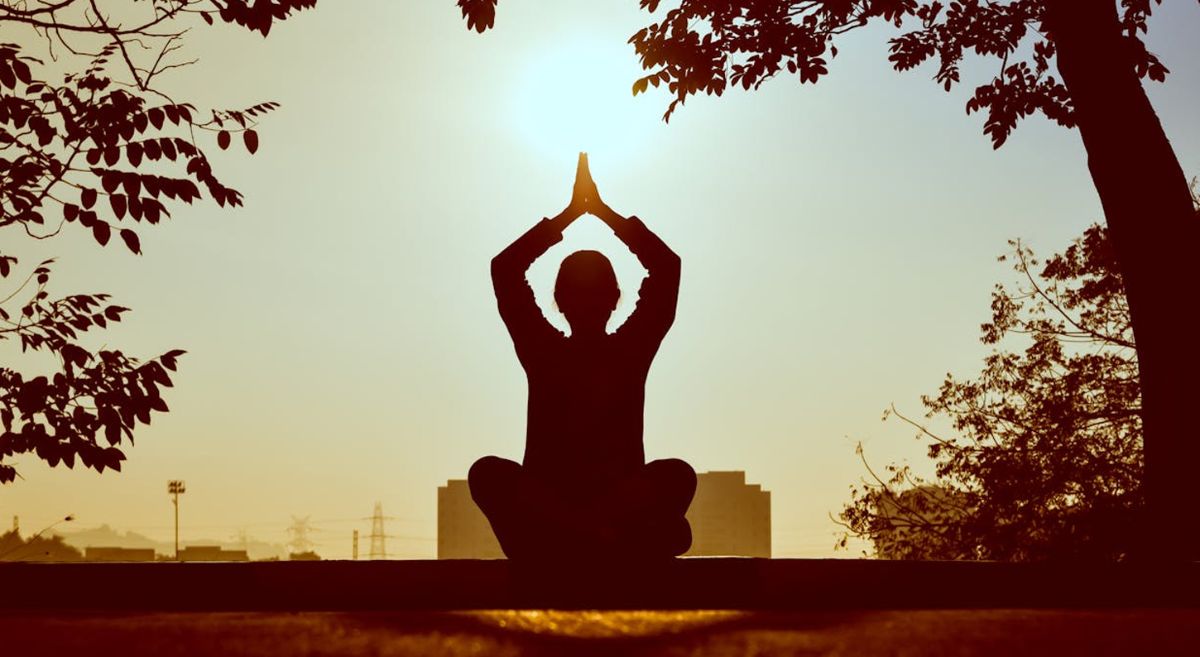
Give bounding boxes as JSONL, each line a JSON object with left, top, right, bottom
{"left": 92, "top": 221, "right": 111, "bottom": 246}
{"left": 120, "top": 229, "right": 141, "bottom": 255}
{"left": 12, "top": 59, "right": 31, "bottom": 84}
{"left": 110, "top": 194, "right": 127, "bottom": 220}
{"left": 243, "top": 129, "right": 259, "bottom": 154}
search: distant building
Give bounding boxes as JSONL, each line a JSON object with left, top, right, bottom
{"left": 437, "top": 479, "right": 504, "bottom": 559}
{"left": 436, "top": 470, "right": 771, "bottom": 559}
{"left": 52, "top": 525, "right": 286, "bottom": 561}
{"left": 84, "top": 546, "right": 156, "bottom": 562}
{"left": 178, "top": 545, "right": 249, "bottom": 562}
{"left": 685, "top": 471, "right": 771, "bottom": 558}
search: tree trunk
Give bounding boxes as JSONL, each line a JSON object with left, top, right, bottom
{"left": 1047, "top": 0, "right": 1200, "bottom": 560}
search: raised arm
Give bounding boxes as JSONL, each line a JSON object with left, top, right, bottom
{"left": 492, "top": 157, "right": 591, "bottom": 358}
{"left": 492, "top": 212, "right": 570, "bottom": 350}
{"left": 594, "top": 202, "right": 681, "bottom": 344}
{"left": 568, "top": 154, "right": 680, "bottom": 344}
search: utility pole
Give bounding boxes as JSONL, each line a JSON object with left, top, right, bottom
{"left": 352, "top": 530, "right": 359, "bottom": 560}
{"left": 167, "top": 480, "right": 185, "bottom": 560}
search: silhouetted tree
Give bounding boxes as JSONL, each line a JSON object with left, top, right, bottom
{"left": 1, "top": 1, "right": 316, "bottom": 483}
{"left": 852, "top": 485, "right": 973, "bottom": 560}
{"left": 839, "top": 223, "right": 1147, "bottom": 560}
{"left": 0, "top": 529, "right": 83, "bottom": 561}
{"left": 462, "top": 0, "right": 1200, "bottom": 558}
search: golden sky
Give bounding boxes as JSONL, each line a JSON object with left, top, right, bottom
{"left": 4, "top": 1, "right": 1200, "bottom": 558}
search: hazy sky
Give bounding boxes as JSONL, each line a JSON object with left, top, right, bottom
{"left": 4, "top": 1, "right": 1200, "bottom": 558}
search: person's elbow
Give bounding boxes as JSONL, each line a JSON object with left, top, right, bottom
{"left": 660, "top": 249, "right": 682, "bottom": 280}
{"left": 491, "top": 252, "right": 513, "bottom": 282}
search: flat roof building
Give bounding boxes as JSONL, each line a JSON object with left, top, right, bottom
{"left": 685, "top": 470, "right": 771, "bottom": 558}
{"left": 438, "top": 479, "right": 504, "bottom": 559}
{"left": 178, "top": 545, "right": 249, "bottom": 562}
{"left": 84, "top": 546, "right": 157, "bottom": 562}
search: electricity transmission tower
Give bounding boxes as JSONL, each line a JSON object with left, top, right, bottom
{"left": 369, "top": 502, "right": 388, "bottom": 560}
{"left": 287, "top": 516, "right": 315, "bottom": 556}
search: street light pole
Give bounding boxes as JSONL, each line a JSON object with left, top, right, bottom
{"left": 167, "top": 480, "right": 186, "bottom": 561}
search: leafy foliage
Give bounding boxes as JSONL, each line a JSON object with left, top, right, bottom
{"left": 0, "top": 528, "right": 83, "bottom": 562}
{"left": 457, "top": 0, "right": 498, "bottom": 33}
{"left": 838, "top": 224, "right": 1144, "bottom": 561}
{"left": 842, "top": 181, "right": 1198, "bottom": 560}
{"left": 459, "top": 1, "right": 1186, "bottom": 146}
{"left": 1, "top": 1, "right": 315, "bottom": 483}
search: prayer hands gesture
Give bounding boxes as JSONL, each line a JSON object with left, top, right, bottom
{"left": 568, "top": 152, "right": 600, "bottom": 216}
{"left": 556, "top": 152, "right": 623, "bottom": 229}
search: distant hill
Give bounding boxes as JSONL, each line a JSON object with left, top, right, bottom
{"left": 52, "top": 525, "right": 286, "bottom": 561}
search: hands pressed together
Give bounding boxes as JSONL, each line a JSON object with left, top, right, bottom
{"left": 554, "top": 152, "right": 623, "bottom": 229}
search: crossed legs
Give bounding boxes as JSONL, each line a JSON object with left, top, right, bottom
{"left": 468, "top": 456, "right": 697, "bottom": 561}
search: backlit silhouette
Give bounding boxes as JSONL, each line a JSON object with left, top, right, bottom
{"left": 462, "top": 0, "right": 1200, "bottom": 561}
{"left": 470, "top": 154, "right": 695, "bottom": 560}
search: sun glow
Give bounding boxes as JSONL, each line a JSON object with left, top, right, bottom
{"left": 511, "top": 37, "right": 662, "bottom": 165}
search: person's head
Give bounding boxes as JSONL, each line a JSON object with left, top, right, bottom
{"left": 554, "top": 250, "right": 618, "bottom": 333}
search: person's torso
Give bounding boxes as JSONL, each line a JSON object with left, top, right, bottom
{"left": 520, "top": 333, "right": 652, "bottom": 490}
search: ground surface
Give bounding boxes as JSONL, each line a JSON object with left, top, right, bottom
{"left": 4, "top": 609, "right": 1199, "bottom": 657}
{"left": 5, "top": 561, "right": 1198, "bottom": 655}
{"left": 7, "top": 559, "right": 1199, "bottom": 609}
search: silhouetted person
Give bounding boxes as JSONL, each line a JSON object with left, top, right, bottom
{"left": 470, "top": 154, "right": 696, "bottom": 561}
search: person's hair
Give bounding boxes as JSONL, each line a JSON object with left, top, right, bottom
{"left": 554, "top": 250, "right": 619, "bottom": 323}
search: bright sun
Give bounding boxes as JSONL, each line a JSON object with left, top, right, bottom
{"left": 512, "top": 38, "right": 662, "bottom": 165}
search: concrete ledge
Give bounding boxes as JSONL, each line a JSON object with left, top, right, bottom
{"left": 3, "top": 558, "right": 1198, "bottom": 611}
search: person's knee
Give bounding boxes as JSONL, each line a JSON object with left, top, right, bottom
{"left": 469, "top": 456, "right": 520, "bottom": 509}
{"left": 646, "top": 458, "right": 696, "bottom": 514}
{"left": 651, "top": 458, "right": 696, "bottom": 495}
{"left": 667, "top": 516, "right": 693, "bottom": 557}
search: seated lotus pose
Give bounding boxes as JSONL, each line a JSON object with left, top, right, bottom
{"left": 470, "top": 154, "right": 696, "bottom": 561}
